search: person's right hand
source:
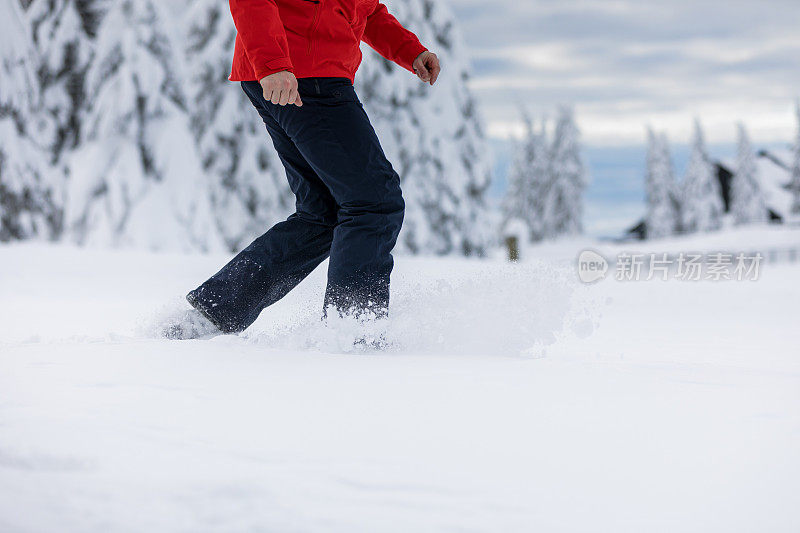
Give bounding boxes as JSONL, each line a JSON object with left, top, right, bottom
{"left": 260, "top": 70, "right": 303, "bottom": 107}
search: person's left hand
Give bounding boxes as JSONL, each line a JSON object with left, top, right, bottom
{"left": 413, "top": 51, "right": 441, "bottom": 85}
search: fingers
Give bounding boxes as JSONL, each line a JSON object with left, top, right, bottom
{"left": 260, "top": 71, "right": 304, "bottom": 107}
{"left": 263, "top": 85, "right": 282, "bottom": 105}
{"left": 272, "top": 88, "right": 303, "bottom": 107}
{"left": 263, "top": 85, "right": 302, "bottom": 107}
{"left": 275, "top": 78, "right": 291, "bottom": 105}
{"left": 282, "top": 86, "right": 302, "bottom": 107}
{"left": 428, "top": 56, "right": 441, "bottom": 85}
{"left": 413, "top": 52, "right": 441, "bottom": 85}
{"left": 416, "top": 63, "right": 431, "bottom": 83}
{"left": 278, "top": 86, "right": 291, "bottom": 106}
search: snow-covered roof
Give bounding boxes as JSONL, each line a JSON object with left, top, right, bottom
{"left": 757, "top": 149, "right": 793, "bottom": 220}
{"left": 721, "top": 148, "right": 793, "bottom": 220}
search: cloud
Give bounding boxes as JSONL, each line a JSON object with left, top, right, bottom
{"left": 447, "top": 0, "right": 800, "bottom": 145}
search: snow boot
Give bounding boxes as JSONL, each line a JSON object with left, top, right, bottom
{"left": 161, "top": 307, "right": 223, "bottom": 340}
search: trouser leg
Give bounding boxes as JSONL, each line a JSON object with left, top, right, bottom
{"left": 267, "top": 78, "right": 405, "bottom": 317}
{"left": 187, "top": 82, "right": 337, "bottom": 333}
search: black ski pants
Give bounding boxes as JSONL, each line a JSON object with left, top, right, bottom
{"left": 187, "top": 78, "right": 405, "bottom": 333}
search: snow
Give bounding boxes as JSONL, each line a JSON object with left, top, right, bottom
{"left": 522, "top": 225, "right": 800, "bottom": 264}
{"left": 2, "top": 230, "right": 799, "bottom": 531}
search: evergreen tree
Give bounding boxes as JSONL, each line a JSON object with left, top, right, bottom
{"left": 644, "top": 129, "right": 680, "bottom": 239}
{"left": 502, "top": 113, "right": 549, "bottom": 242}
{"left": 0, "top": 0, "right": 62, "bottom": 241}
{"left": 64, "top": 0, "right": 223, "bottom": 251}
{"left": 184, "top": 0, "right": 292, "bottom": 252}
{"left": 681, "top": 120, "right": 723, "bottom": 233}
{"left": 27, "top": 0, "right": 106, "bottom": 161}
{"left": 730, "top": 123, "right": 768, "bottom": 225}
{"left": 790, "top": 101, "right": 800, "bottom": 216}
{"left": 7, "top": 0, "right": 495, "bottom": 255}
{"left": 544, "top": 106, "right": 587, "bottom": 238}
{"left": 356, "top": 0, "right": 493, "bottom": 255}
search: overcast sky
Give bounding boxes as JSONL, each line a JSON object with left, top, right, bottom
{"left": 447, "top": 0, "right": 800, "bottom": 146}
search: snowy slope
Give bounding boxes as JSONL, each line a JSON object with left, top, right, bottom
{"left": 1, "top": 241, "right": 799, "bottom": 531}
{"left": 510, "top": 225, "right": 800, "bottom": 265}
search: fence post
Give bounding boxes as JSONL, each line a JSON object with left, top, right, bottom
{"left": 505, "top": 236, "right": 519, "bottom": 262}
{"left": 502, "top": 218, "right": 527, "bottom": 263}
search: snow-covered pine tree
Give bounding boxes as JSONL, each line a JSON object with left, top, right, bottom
{"left": 644, "top": 128, "right": 680, "bottom": 239}
{"left": 790, "top": 101, "right": 800, "bottom": 216}
{"left": 65, "top": 0, "right": 223, "bottom": 251}
{"left": 356, "top": 0, "right": 493, "bottom": 256}
{"left": 0, "top": 0, "right": 62, "bottom": 241}
{"left": 730, "top": 123, "right": 768, "bottom": 225}
{"left": 10, "top": 0, "right": 494, "bottom": 254}
{"left": 665, "top": 134, "right": 684, "bottom": 234}
{"left": 544, "top": 106, "right": 587, "bottom": 238}
{"left": 183, "top": 0, "right": 293, "bottom": 252}
{"left": 27, "top": 0, "right": 105, "bottom": 161}
{"left": 502, "top": 112, "right": 549, "bottom": 242}
{"left": 681, "top": 120, "right": 723, "bottom": 233}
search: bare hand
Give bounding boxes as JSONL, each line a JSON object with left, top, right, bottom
{"left": 413, "top": 51, "right": 441, "bottom": 86}
{"left": 260, "top": 70, "right": 303, "bottom": 107}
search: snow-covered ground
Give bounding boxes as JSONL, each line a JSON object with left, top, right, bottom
{"left": 509, "top": 223, "right": 800, "bottom": 264}
{"left": 1, "top": 230, "right": 799, "bottom": 532}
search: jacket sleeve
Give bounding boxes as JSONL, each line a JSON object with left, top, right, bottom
{"left": 229, "top": 0, "right": 294, "bottom": 80}
{"left": 362, "top": 3, "right": 427, "bottom": 74}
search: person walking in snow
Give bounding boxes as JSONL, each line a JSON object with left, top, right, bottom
{"left": 176, "top": 0, "right": 440, "bottom": 337}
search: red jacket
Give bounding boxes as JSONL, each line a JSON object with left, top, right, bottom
{"left": 228, "top": 0, "right": 428, "bottom": 82}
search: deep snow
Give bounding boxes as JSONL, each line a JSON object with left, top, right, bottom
{"left": 1, "top": 233, "right": 799, "bottom": 532}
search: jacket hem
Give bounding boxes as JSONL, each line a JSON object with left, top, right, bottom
{"left": 230, "top": 66, "right": 357, "bottom": 84}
